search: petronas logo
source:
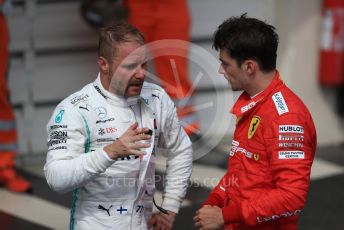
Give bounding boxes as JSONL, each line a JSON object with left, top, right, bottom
{"left": 55, "top": 110, "right": 65, "bottom": 123}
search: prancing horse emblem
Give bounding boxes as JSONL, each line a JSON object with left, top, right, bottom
{"left": 248, "top": 116, "right": 261, "bottom": 139}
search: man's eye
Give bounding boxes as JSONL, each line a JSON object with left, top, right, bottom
{"left": 124, "top": 64, "right": 137, "bottom": 70}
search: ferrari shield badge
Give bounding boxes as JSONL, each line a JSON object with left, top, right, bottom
{"left": 248, "top": 116, "right": 260, "bottom": 139}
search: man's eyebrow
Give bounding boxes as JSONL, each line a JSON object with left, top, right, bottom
{"left": 121, "top": 60, "right": 147, "bottom": 68}
{"left": 219, "top": 58, "right": 227, "bottom": 64}
{"left": 121, "top": 62, "right": 138, "bottom": 68}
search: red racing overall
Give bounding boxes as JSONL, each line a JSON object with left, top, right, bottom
{"left": 204, "top": 71, "right": 317, "bottom": 229}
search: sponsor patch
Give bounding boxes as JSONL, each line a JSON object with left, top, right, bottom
{"left": 94, "top": 85, "right": 108, "bottom": 99}
{"left": 47, "top": 139, "right": 67, "bottom": 147}
{"left": 105, "top": 127, "right": 118, "bottom": 134}
{"left": 96, "top": 118, "right": 115, "bottom": 124}
{"left": 96, "top": 138, "right": 115, "bottom": 143}
{"left": 278, "top": 151, "right": 304, "bottom": 159}
{"left": 50, "top": 131, "right": 68, "bottom": 139}
{"left": 70, "top": 94, "right": 89, "bottom": 105}
{"left": 279, "top": 125, "right": 304, "bottom": 134}
{"left": 278, "top": 142, "right": 304, "bottom": 148}
{"left": 49, "top": 146, "right": 67, "bottom": 151}
{"left": 79, "top": 104, "right": 90, "bottom": 111}
{"left": 241, "top": 101, "right": 256, "bottom": 113}
{"left": 248, "top": 116, "right": 261, "bottom": 139}
{"left": 55, "top": 109, "right": 65, "bottom": 123}
{"left": 257, "top": 209, "right": 301, "bottom": 223}
{"left": 98, "top": 128, "right": 106, "bottom": 136}
{"left": 95, "top": 107, "right": 107, "bottom": 119}
{"left": 97, "top": 127, "right": 118, "bottom": 136}
{"left": 49, "top": 125, "right": 67, "bottom": 130}
{"left": 232, "top": 140, "right": 239, "bottom": 146}
{"left": 278, "top": 135, "right": 304, "bottom": 142}
{"left": 272, "top": 92, "right": 289, "bottom": 115}
{"left": 230, "top": 140, "right": 253, "bottom": 159}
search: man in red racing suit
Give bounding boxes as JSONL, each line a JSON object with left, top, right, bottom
{"left": 194, "top": 14, "right": 316, "bottom": 230}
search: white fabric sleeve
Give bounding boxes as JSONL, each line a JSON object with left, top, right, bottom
{"left": 159, "top": 92, "right": 193, "bottom": 214}
{"left": 44, "top": 104, "right": 115, "bottom": 194}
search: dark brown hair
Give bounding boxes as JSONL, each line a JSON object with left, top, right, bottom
{"left": 98, "top": 22, "right": 144, "bottom": 62}
{"left": 214, "top": 13, "right": 279, "bottom": 72}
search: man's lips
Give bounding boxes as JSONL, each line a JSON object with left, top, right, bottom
{"left": 128, "top": 83, "right": 143, "bottom": 89}
{"left": 129, "top": 82, "right": 144, "bottom": 86}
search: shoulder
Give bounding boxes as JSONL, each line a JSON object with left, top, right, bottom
{"left": 269, "top": 86, "right": 311, "bottom": 119}
{"left": 263, "top": 86, "right": 316, "bottom": 139}
{"left": 50, "top": 83, "right": 95, "bottom": 123}
{"left": 141, "top": 82, "right": 171, "bottom": 103}
{"left": 56, "top": 83, "right": 94, "bottom": 109}
{"left": 140, "top": 82, "right": 177, "bottom": 119}
{"left": 141, "top": 82, "right": 167, "bottom": 95}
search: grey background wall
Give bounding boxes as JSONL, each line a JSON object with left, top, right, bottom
{"left": 5, "top": 0, "right": 344, "bottom": 159}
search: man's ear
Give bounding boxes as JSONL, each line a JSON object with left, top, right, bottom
{"left": 98, "top": 56, "right": 109, "bottom": 73}
{"left": 243, "top": 59, "right": 257, "bottom": 75}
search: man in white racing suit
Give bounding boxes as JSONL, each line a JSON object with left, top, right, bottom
{"left": 44, "top": 23, "right": 193, "bottom": 230}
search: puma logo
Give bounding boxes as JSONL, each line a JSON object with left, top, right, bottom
{"left": 98, "top": 205, "right": 112, "bottom": 216}
{"left": 152, "top": 94, "right": 160, "bottom": 99}
{"left": 79, "top": 105, "right": 89, "bottom": 111}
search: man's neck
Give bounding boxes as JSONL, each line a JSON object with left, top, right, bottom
{"left": 100, "top": 74, "right": 110, "bottom": 91}
{"left": 245, "top": 70, "right": 275, "bottom": 97}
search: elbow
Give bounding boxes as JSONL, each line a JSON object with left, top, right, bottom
{"left": 47, "top": 181, "right": 70, "bottom": 194}
{"left": 288, "top": 187, "right": 308, "bottom": 210}
{"left": 44, "top": 167, "right": 72, "bottom": 194}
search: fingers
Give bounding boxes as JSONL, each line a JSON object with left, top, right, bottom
{"left": 131, "top": 134, "right": 152, "bottom": 142}
{"left": 129, "top": 122, "right": 139, "bottom": 130}
{"left": 148, "top": 213, "right": 173, "bottom": 230}
{"left": 194, "top": 220, "right": 203, "bottom": 229}
{"left": 193, "top": 214, "right": 199, "bottom": 222}
{"left": 194, "top": 214, "right": 202, "bottom": 229}
{"left": 132, "top": 141, "right": 151, "bottom": 149}
{"left": 194, "top": 209, "right": 204, "bottom": 229}
{"left": 134, "top": 127, "right": 151, "bottom": 135}
{"left": 109, "top": 124, "right": 153, "bottom": 159}
{"left": 147, "top": 215, "right": 157, "bottom": 228}
{"left": 128, "top": 123, "right": 150, "bottom": 135}
{"left": 129, "top": 149, "right": 146, "bottom": 156}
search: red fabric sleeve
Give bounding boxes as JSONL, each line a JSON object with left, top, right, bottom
{"left": 203, "top": 175, "right": 228, "bottom": 207}
{"left": 222, "top": 201, "right": 242, "bottom": 223}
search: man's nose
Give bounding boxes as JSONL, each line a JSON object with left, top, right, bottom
{"left": 135, "top": 66, "right": 146, "bottom": 79}
{"left": 218, "top": 65, "right": 225, "bottom": 75}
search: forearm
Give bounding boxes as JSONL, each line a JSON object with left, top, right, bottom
{"left": 44, "top": 149, "right": 114, "bottom": 193}
{"left": 223, "top": 184, "right": 309, "bottom": 226}
{"left": 162, "top": 144, "right": 193, "bottom": 213}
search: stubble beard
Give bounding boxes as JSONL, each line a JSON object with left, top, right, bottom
{"left": 108, "top": 69, "right": 126, "bottom": 96}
